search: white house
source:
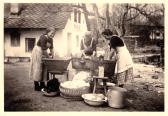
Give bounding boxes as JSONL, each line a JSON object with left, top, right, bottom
{"left": 4, "top": 3, "right": 89, "bottom": 62}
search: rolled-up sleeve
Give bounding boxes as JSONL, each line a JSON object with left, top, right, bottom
{"left": 38, "top": 35, "right": 48, "bottom": 50}
{"left": 80, "top": 39, "right": 84, "bottom": 50}
{"left": 49, "top": 38, "right": 53, "bottom": 49}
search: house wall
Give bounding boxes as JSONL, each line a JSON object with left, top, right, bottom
{"left": 4, "top": 9, "right": 88, "bottom": 59}
{"left": 60, "top": 10, "right": 88, "bottom": 57}
{"left": 4, "top": 30, "right": 43, "bottom": 58}
{"left": 4, "top": 29, "right": 64, "bottom": 58}
{"left": 52, "top": 30, "right": 64, "bottom": 57}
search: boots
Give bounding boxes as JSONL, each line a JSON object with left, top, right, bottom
{"left": 118, "top": 84, "right": 124, "bottom": 88}
{"left": 34, "top": 81, "right": 41, "bottom": 91}
{"left": 34, "top": 81, "right": 46, "bottom": 91}
{"left": 40, "top": 82, "right": 46, "bottom": 89}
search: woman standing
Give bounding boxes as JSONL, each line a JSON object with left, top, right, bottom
{"left": 29, "top": 27, "right": 56, "bottom": 91}
{"left": 80, "top": 31, "right": 97, "bottom": 58}
{"left": 68, "top": 31, "right": 97, "bottom": 80}
{"left": 102, "top": 29, "right": 134, "bottom": 87}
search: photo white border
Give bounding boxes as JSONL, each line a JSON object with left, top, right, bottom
{"left": 0, "top": 0, "right": 167, "bottom": 115}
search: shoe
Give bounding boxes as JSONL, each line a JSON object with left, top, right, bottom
{"left": 40, "top": 82, "right": 46, "bottom": 90}
{"left": 34, "top": 81, "right": 41, "bottom": 91}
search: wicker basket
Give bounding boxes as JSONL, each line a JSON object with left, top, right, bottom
{"left": 59, "top": 85, "right": 90, "bottom": 98}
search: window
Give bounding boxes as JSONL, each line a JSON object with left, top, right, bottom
{"left": 74, "top": 9, "right": 77, "bottom": 22}
{"left": 76, "top": 35, "right": 79, "bottom": 47}
{"left": 10, "top": 30, "right": 20, "bottom": 47}
{"left": 74, "top": 9, "right": 81, "bottom": 23}
{"left": 25, "top": 38, "right": 36, "bottom": 52}
{"left": 78, "top": 11, "right": 81, "bottom": 23}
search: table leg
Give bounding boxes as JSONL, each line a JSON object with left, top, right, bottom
{"left": 42, "top": 64, "right": 48, "bottom": 81}
{"left": 65, "top": 71, "right": 68, "bottom": 81}
{"left": 93, "top": 78, "right": 97, "bottom": 94}
{"left": 103, "top": 80, "right": 107, "bottom": 95}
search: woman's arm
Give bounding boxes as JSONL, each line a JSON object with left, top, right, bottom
{"left": 49, "top": 49, "right": 54, "bottom": 58}
{"left": 91, "top": 39, "right": 97, "bottom": 57}
{"left": 49, "top": 38, "right": 54, "bottom": 58}
{"left": 42, "top": 50, "right": 49, "bottom": 58}
{"left": 39, "top": 35, "right": 48, "bottom": 50}
{"left": 38, "top": 35, "right": 50, "bottom": 58}
{"left": 80, "top": 39, "right": 86, "bottom": 57}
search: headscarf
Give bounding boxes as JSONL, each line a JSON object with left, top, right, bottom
{"left": 44, "top": 27, "right": 56, "bottom": 35}
{"left": 83, "top": 31, "right": 92, "bottom": 38}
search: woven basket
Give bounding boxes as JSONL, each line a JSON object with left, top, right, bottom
{"left": 59, "top": 85, "right": 90, "bottom": 98}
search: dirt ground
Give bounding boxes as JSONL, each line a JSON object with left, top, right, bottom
{"left": 4, "top": 62, "right": 164, "bottom": 111}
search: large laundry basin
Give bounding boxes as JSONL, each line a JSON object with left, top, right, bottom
{"left": 42, "top": 58, "right": 71, "bottom": 81}
{"left": 42, "top": 58, "right": 71, "bottom": 72}
{"left": 72, "top": 57, "right": 116, "bottom": 77}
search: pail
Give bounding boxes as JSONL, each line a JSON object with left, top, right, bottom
{"left": 107, "top": 86, "right": 127, "bottom": 108}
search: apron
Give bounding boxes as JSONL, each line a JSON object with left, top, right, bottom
{"left": 29, "top": 46, "right": 44, "bottom": 81}
{"left": 115, "top": 46, "right": 133, "bottom": 74}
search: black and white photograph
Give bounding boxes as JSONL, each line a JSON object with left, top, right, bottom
{"left": 3, "top": 1, "right": 165, "bottom": 112}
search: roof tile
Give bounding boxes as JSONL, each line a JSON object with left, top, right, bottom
{"left": 4, "top": 3, "right": 72, "bottom": 29}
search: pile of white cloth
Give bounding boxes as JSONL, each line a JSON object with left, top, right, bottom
{"left": 61, "top": 71, "right": 90, "bottom": 89}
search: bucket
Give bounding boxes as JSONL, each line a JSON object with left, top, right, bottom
{"left": 107, "top": 86, "right": 127, "bottom": 108}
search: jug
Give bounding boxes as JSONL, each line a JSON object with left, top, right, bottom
{"left": 107, "top": 86, "right": 127, "bottom": 108}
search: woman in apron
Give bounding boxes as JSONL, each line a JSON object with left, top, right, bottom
{"left": 80, "top": 31, "right": 97, "bottom": 58}
{"left": 29, "top": 27, "right": 56, "bottom": 91}
{"left": 102, "top": 29, "right": 134, "bottom": 87}
{"left": 67, "top": 31, "right": 97, "bottom": 80}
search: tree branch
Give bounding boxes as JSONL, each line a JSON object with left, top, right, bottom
{"left": 128, "top": 5, "right": 162, "bottom": 26}
{"left": 126, "top": 13, "right": 139, "bottom": 21}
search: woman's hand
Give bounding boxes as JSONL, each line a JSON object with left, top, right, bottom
{"left": 81, "top": 50, "right": 86, "bottom": 58}
{"left": 48, "top": 53, "right": 53, "bottom": 59}
{"left": 49, "top": 49, "right": 54, "bottom": 59}
{"left": 92, "top": 51, "right": 96, "bottom": 57}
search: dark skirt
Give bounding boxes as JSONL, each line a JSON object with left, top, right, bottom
{"left": 114, "top": 67, "right": 133, "bottom": 85}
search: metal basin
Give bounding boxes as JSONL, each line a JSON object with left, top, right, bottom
{"left": 72, "top": 58, "right": 116, "bottom": 77}
{"left": 42, "top": 58, "right": 71, "bottom": 72}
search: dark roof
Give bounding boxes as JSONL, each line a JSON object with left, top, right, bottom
{"left": 4, "top": 3, "right": 74, "bottom": 29}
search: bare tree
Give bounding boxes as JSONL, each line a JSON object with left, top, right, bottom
{"left": 106, "top": 3, "right": 164, "bottom": 37}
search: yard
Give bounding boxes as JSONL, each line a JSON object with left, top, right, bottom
{"left": 4, "top": 62, "right": 164, "bottom": 111}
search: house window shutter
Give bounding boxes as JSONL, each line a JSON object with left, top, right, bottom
{"left": 78, "top": 11, "right": 81, "bottom": 23}
{"left": 74, "top": 9, "right": 77, "bottom": 22}
{"left": 10, "top": 30, "right": 20, "bottom": 47}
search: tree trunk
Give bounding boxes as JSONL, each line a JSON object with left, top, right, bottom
{"left": 82, "top": 3, "right": 91, "bottom": 31}
{"left": 92, "top": 4, "right": 102, "bottom": 32}
{"left": 92, "top": 4, "right": 102, "bottom": 43}
{"left": 105, "top": 3, "right": 111, "bottom": 29}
